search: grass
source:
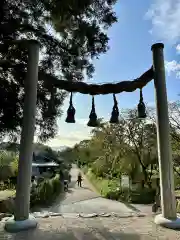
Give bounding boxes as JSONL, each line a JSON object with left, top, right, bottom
{"left": 86, "top": 169, "right": 120, "bottom": 197}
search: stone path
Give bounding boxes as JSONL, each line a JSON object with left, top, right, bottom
{"left": 1, "top": 215, "right": 180, "bottom": 239}
{"left": 1, "top": 165, "right": 180, "bottom": 239}
{"left": 49, "top": 165, "right": 135, "bottom": 216}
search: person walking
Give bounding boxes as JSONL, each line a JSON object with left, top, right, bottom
{"left": 77, "top": 172, "right": 82, "bottom": 187}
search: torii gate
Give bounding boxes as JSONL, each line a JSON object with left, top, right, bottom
{"left": 2, "top": 40, "right": 180, "bottom": 232}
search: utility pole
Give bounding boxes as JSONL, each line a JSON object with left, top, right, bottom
{"left": 5, "top": 40, "right": 39, "bottom": 232}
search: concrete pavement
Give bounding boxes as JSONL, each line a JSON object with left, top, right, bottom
{"left": 1, "top": 214, "right": 180, "bottom": 239}
{"left": 1, "top": 165, "right": 180, "bottom": 239}
{"left": 50, "top": 165, "right": 135, "bottom": 216}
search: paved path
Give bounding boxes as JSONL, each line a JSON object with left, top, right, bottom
{"left": 2, "top": 215, "right": 180, "bottom": 239}
{"left": 50, "top": 165, "right": 135, "bottom": 216}
{"left": 1, "top": 165, "right": 180, "bottom": 239}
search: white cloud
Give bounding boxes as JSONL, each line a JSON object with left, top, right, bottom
{"left": 76, "top": 118, "right": 89, "bottom": 125}
{"left": 146, "top": 0, "right": 180, "bottom": 43}
{"left": 165, "top": 60, "right": 180, "bottom": 78}
{"left": 46, "top": 117, "right": 92, "bottom": 148}
{"left": 47, "top": 131, "right": 91, "bottom": 148}
{"left": 176, "top": 44, "right": 180, "bottom": 54}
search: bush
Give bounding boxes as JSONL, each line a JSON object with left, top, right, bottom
{"left": 0, "top": 151, "right": 18, "bottom": 190}
{"left": 106, "top": 189, "right": 121, "bottom": 200}
{"left": 177, "top": 199, "right": 180, "bottom": 213}
{"left": 86, "top": 169, "right": 120, "bottom": 197}
{"left": 86, "top": 169, "right": 156, "bottom": 204}
{"left": 30, "top": 174, "right": 62, "bottom": 207}
{"left": 129, "top": 188, "right": 156, "bottom": 204}
{"left": 102, "top": 186, "right": 155, "bottom": 204}
{"left": 0, "top": 151, "right": 14, "bottom": 181}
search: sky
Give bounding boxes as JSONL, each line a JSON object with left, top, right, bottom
{"left": 47, "top": 0, "right": 180, "bottom": 149}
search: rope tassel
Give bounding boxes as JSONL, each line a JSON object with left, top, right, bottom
{"left": 110, "top": 94, "right": 119, "bottom": 124}
{"left": 65, "top": 92, "right": 76, "bottom": 123}
{"left": 137, "top": 88, "right": 146, "bottom": 119}
{"left": 87, "top": 96, "right": 99, "bottom": 127}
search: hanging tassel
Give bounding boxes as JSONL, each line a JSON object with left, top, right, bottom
{"left": 65, "top": 92, "right": 76, "bottom": 123}
{"left": 138, "top": 88, "right": 146, "bottom": 119}
{"left": 110, "top": 94, "right": 119, "bottom": 124}
{"left": 87, "top": 96, "right": 99, "bottom": 127}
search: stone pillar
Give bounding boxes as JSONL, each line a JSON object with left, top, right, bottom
{"left": 5, "top": 40, "right": 39, "bottom": 232}
{"left": 152, "top": 43, "right": 180, "bottom": 229}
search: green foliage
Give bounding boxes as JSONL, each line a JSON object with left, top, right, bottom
{"left": 105, "top": 187, "right": 129, "bottom": 201}
{"left": 31, "top": 174, "right": 62, "bottom": 207}
{"left": 86, "top": 169, "right": 120, "bottom": 197}
{"left": 62, "top": 108, "right": 161, "bottom": 204}
{"left": 177, "top": 200, "right": 180, "bottom": 213}
{"left": 68, "top": 109, "right": 158, "bottom": 186}
{"left": 105, "top": 187, "right": 155, "bottom": 204}
{"left": 86, "top": 169, "right": 155, "bottom": 204}
{"left": 0, "top": 151, "right": 18, "bottom": 182}
{"left": 59, "top": 103, "right": 180, "bottom": 204}
{"left": 129, "top": 188, "right": 156, "bottom": 204}
{"left": 0, "top": 0, "right": 117, "bottom": 140}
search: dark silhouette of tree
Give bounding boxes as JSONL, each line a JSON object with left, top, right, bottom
{"left": 0, "top": 0, "right": 117, "bottom": 141}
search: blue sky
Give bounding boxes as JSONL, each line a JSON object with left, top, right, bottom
{"left": 47, "top": 0, "right": 180, "bottom": 148}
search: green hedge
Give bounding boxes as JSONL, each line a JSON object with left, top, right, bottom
{"left": 30, "top": 174, "right": 62, "bottom": 207}
{"left": 86, "top": 169, "right": 156, "bottom": 204}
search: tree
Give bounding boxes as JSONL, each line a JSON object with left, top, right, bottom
{"left": 168, "top": 101, "right": 180, "bottom": 177}
{"left": 0, "top": 0, "right": 117, "bottom": 141}
{"left": 123, "top": 109, "right": 158, "bottom": 186}
{"left": 67, "top": 108, "right": 158, "bottom": 188}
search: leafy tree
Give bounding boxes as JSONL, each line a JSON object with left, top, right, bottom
{"left": 123, "top": 110, "right": 158, "bottom": 185}
{"left": 0, "top": 0, "right": 117, "bottom": 141}
{"left": 64, "top": 108, "right": 158, "bottom": 189}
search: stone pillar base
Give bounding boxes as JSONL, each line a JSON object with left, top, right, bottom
{"left": 154, "top": 214, "right": 180, "bottom": 229}
{"left": 4, "top": 215, "right": 37, "bottom": 233}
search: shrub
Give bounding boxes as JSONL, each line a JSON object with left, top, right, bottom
{"left": 102, "top": 186, "right": 155, "bottom": 204}
{"left": 86, "top": 169, "right": 120, "bottom": 198}
{"left": 129, "top": 188, "right": 156, "bottom": 204}
{"left": 0, "top": 151, "right": 18, "bottom": 189}
{"left": 30, "top": 174, "right": 62, "bottom": 207}
{"left": 105, "top": 189, "right": 121, "bottom": 200}
{"left": 176, "top": 199, "right": 180, "bottom": 213}
{"left": 86, "top": 168, "right": 156, "bottom": 204}
{"left": 0, "top": 151, "right": 14, "bottom": 181}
